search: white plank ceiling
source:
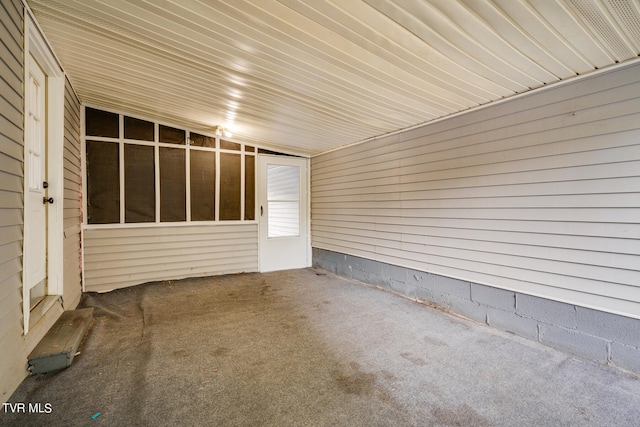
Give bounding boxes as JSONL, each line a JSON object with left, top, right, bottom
{"left": 28, "top": 0, "right": 640, "bottom": 156}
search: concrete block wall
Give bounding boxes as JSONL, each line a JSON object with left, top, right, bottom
{"left": 313, "top": 248, "right": 640, "bottom": 375}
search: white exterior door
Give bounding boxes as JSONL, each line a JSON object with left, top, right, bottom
{"left": 24, "top": 54, "right": 48, "bottom": 308}
{"left": 23, "top": 15, "right": 65, "bottom": 334}
{"left": 258, "top": 155, "right": 310, "bottom": 272}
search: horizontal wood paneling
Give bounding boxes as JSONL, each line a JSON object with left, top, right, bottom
{"left": 83, "top": 224, "right": 259, "bottom": 292}
{"left": 311, "top": 62, "right": 640, "bottom": 320}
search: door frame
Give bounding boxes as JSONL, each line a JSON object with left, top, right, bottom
{"left": 22, "top": 14, "right": 65, "bottom": 334}
{"left": 257, "top": 154, "right": 311, "bottom": 272}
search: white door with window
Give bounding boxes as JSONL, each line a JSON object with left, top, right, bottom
{"left": 258, "top": 155, "right": 310, "bottom": 272}
{"left": 23, "top": 16, "right": 65, "bottom": 334}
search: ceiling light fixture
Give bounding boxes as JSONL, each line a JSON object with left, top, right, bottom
{"left": 214, "top": 125, "right": 232, "bottom": 138}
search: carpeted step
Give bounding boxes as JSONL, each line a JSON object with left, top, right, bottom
{"left": 28, "top": 308, "right": 94, "bottom": 374}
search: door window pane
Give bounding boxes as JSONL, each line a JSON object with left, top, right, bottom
{"left": 160, "top": 147, "right": 186, "bottom": 222}
{"left": 86, "top": 141, "right": 119, "bottom": 224}
{"left": 268, "top": 201, "right": 299, "bottom": 237}
{"left": 220, "top": 153, "right": 241, "bottom": 220}
{"left": 190, "top": 150, "right": 215, "bottom": 221}
{"left": 267, "top": 164, "right": 299, "bottom": 237}
{"left": 125, "top": 144, "right": 155, "bottom": 222}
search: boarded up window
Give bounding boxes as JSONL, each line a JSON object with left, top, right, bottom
{"left": 85, "top": 107, "right": 258, "bottom": 225}
{"left": 159, "top": 125, "right": 185, "bottom": 144}
{"left": 160, "top": 147, "right": 186, "bottom": 222}
{"left": 86, "top": 107, "right": 119, "bottom": 138}
{"left": 245, "top": 155, "right": 255, "bottom": 220}
{"left": 220, "top": 153, "right": 241, "bottom": 220}
{"left": 124, "top": 116, "right": 154, "bottom": 141}
{"left": 125, "top": 144, "right": 155, "bottom": 223}
{"left": 86, "top": 141, "right": 119, "bottom": 224}
{"left": 190, "top": 150, "right": 215, "bottom": 221}
{"left": 190, "top": 132, "right": 216, "bottom": 148}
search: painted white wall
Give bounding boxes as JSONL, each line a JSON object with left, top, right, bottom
{"left": 311, "top": 61, "right": 640, "bottom": 320}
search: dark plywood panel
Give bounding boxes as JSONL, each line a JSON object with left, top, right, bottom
{"left": 190, "top": 132, "right": 215, "bottom": 148}
{"left": 220, "top": 153, "right": 241, "bottom": 221}
{"left": 245, "top": 155, "right": 255, "bottom": 220}
{"left": 86, "top": 107, "right": 118, "bottom": 138}
{"left": 190, "top": 150, "right": 215, "bottom": 221}
{"left": 159, "top": 124, "right": 185, "bottom": 145}
{"left": 86, "top": 141, "right": 119, "bottom": 224}
{"left": 220, "top": 139, "right": 240, "bottom": 151}
{"left": 160, "top": 147, "right": 186, "bottom": 222}
{"left": 124, "top": 116, "right": 154, "bottom": 141}
{"left": 124, "top": 144, "right": 155, "bottom": 223}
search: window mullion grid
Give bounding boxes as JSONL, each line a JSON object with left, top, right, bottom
{"left": 154, "top": 122, "right": 160, "bottom": 223}
{"left": 186, "top": 131, "right": 191, "bottom": 222}
{"left": 215, "top": 136, "right": 220, "bottom": 222}
{"left": 119, "top": 114, "right": 125, "bottom": 224}
{"left": 241, "top": 145, "right": 245, "bottom": 221}
{"left": 86, "top": 107, "right": 255, "bottom": 226}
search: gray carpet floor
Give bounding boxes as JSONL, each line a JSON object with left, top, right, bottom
{"left": 3, "top": 268, "right": 640, "bottom": 426}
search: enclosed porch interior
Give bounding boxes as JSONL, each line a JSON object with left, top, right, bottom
{"left": 2, "top": 1, "right": 640, "bottom": 421}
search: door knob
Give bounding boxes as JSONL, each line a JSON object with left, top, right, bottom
{"left": 43, "top": 197, "right": 54, "bottom": 204}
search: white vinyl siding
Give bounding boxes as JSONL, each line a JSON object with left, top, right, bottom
{"left": 83, "top": 223, "right": 258, "bottom": 292}
{"left": 62, "top": 78, "right": 82, "bottom": 308}
{"left": 312, "top": 62, "right": 640, "bottom": 320}
{"left": 0, "top": 0, "right": 26, "bottom": 400}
